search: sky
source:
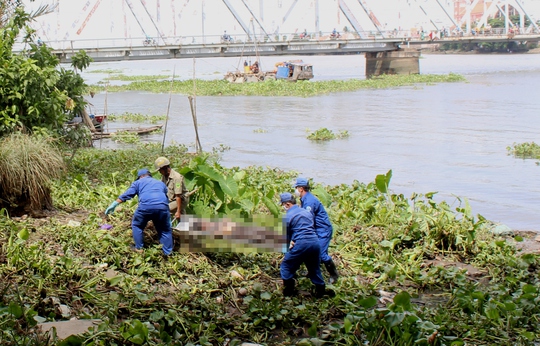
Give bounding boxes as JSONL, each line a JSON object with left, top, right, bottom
{"left": 22, "top": 0, "right": 540, "bottom": 44}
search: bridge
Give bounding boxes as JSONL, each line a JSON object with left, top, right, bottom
{"left": 49, "top": 31, "right": 540, "bottom": 76}
{"left": 23, "top": 0, "right": 540, "bottom": 75}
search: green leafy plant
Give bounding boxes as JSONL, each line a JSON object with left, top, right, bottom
{"left": 307, "top": 128, "right": 349, "bottom": 141}
{"left": 507, "top": 141, "right": 540, "bottom": 160}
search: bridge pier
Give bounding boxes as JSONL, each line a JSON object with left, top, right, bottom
{"left": 365, "top": 49, "right": 420, "bottom": 78}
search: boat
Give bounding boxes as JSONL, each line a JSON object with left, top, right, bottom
{"left": 224, "top": 59, "right": 313, "bottom": 83}
{"left": 91, "top": 124, "right": 163, "bottom": 140}
{"left": 93, "top": 115, "right": 107, "bottom": 123}
{"left": 275, "top": 60, "right": 314, "bottom": 81}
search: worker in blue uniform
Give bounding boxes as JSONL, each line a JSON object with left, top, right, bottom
{"left": 294, "top": 177, "right": 339, "bottom": 283}
{"left": 279, "top": 192, "right": 333, "bottom": 298}
{"left": 105, "top": 168, "right": 173, "bottom": 256}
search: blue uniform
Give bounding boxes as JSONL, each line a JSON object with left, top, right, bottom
{"left": 300, "top": 192, "right": 333, "bottom": 263}
{"left": 280, "top": 205, "right": 325, "bottom": 286}
{"left": 118, "top": 176, "right": 173, "bottom": 255}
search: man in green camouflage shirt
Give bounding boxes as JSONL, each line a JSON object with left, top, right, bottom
{"left": 154, "top": 157, "right": 188, "bottom": 220}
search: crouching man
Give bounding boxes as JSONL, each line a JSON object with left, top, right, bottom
{"left": 105, "top": 168, "right": 173, "bottom": 256}
{"left": 154, "top": 157, "right": 188, "bottom": 220}
{"left": 279, "top": 192, "right": 334, "bottom": 298}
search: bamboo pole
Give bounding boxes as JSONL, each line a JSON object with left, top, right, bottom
{"left": 161, "top": 67, "right": 176, "bottom": 153}
{"left": 99, "top": 77, "right": 110, "bottom": 149}
{"left": 189, "top": 58, "right": 202, "bottom": 154}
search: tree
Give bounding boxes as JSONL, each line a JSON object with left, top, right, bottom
{"left": 0, "top": 3, "right": 92, "bottom": 215}
{"left": 0, "top": 5, "right": 92, "bottom": 136}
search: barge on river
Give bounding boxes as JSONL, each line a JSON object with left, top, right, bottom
{"left": 224, "top": 60, "right": 313, "bottom": 83}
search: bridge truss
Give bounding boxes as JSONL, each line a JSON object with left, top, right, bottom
{"left": 28, "top": 0, "right": 539, "bottom": 46}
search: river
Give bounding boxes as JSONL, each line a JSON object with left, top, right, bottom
{"left": 82, "top": 53, "right": 540, "bottom": 231}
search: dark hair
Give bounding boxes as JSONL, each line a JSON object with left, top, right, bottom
{"left": 298, "top": 185, "right": 310, "bottom": 192}
{"left": 288, "top": 197, "right": 297, "bottom": 205}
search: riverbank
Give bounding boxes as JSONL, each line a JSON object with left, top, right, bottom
{"left": 420, "top": 45, "right": 540, "bottom": 54}
{"left": 2, "top": 144, "right": 540, "bottom": 345}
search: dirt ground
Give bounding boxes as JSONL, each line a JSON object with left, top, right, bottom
{"left": 506, "top": 230, "right": 540, "bottom": 254}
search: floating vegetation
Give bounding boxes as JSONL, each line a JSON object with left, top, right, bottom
{"left": 107, "top": 112, "right": 167, "bottom": 124}
{"left": 110, "top": 130, "right": 141, "bottom": 144}
{"left": 212, "top": 143, "right": 231, "bottom": 153}
{"left": 88, "top": 68, "right": 123, "bottom": 74}
{"left": 307, "top": 128, "right": 350, "bottom": 141}
{"left": 102, "top": 74, "right": 170, "bottom": 82}
{"left": 90, "top": 73, "right": 466, "bottom": 97}
{"left": 253, "top": 128, "right": 268, "bottom": 133}
{"left": 507, "top": 141, "right": 540, "bottom": 160}
{"left": 3, "top": 140, "right": 540, "bottom": 345}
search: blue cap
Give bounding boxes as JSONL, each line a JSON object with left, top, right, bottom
{"left": 294, "top": 177, "right": 309, "bottom": 188}
{"left": 279, "top": 192, "right": 294, "bottom": 204}
{"left": 137, "top": 168, "right": 151, "bottom": 179}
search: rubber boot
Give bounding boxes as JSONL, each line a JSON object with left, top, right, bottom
{"left": 283, "top": 279, "right": 297, "bottom": 297}
{"left": 323, "top": 259, "right": 339, "bottom": 284}
{"left": 314, "top": 285, "right": 335, "bottom": 298}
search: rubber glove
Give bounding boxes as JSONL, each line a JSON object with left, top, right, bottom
{"left": 105, "top": 201, "right": 120, "bottom": 215}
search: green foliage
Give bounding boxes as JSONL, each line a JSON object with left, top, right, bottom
{"left": 111, "top": 130, "right": 142, "bottom": 144}
{"left": 307, "top": 128, "right": 349, "bottom": 141}
{"left": 107, "top": 112, "right": 166, "bottom": 124}
{"left": 101, "top": 74, "right": 170, "bottom": 82}
{"left": 91, "top": 73, "right": 466, "bottom": 97}
{"left": 88, "top": 69, "right": 123, "bottom": 74}
{"left": 488, "top": 14, "right": 533, "bottom": 28}
{"left": 0, "top": 6, "right": 90, "bottom": 136}
{"left": 375, "top": 169, "right": 392, "bottom": 194}
{"left": 177, "top": 154, "right": 294, "bottom": 217}
{"left": 507, "top": 141, "right": 540, "bottom": 160}
{"left": 440, "top": 41, "right": 528, "bottom": 53}
{"left": 2, "top": 143, "right": 540, "bottom": 344}
{"left": 70, "top": 50, "right": 93, "bottom": 72}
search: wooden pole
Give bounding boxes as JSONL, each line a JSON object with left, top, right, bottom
{"left": 190, "top": 58, "right": 202, "bottom": 153}
{"left": 81, "top": 108, "right": 96, "bottom": 132}
{"left": 188, "top": 96, "right": 202, "bottom": 154}
{"left": 161, "top": 67, "right": 176, "bottom": 153}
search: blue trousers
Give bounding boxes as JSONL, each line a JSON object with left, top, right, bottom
{"left": 132, "top": 208, "right": 173, "bottom": 255}
{"left": 318, "top": 233, "right": 332, "bottom": 263}
{"left": 280, "top": 239, "right": 325, "bottom": 286}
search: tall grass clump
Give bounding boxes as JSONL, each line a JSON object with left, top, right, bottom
{"left": 0, "top": 133, "right": 65, "bottom": 213}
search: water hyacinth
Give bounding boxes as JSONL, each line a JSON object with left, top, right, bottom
{"left": 91, "top": 73, "right": 466, "bottom": 97}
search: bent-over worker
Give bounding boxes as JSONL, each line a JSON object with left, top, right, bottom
{"left": 295, "top": 177, "right": 339, "bottom": 283}
{"left": 279, "top": 192, "right": 333, "bottom": 298}
{"left": 154, "top": 157, "right": 188, "bottom": 220}
{"left": 105, "top": 168, "right": 173, "bottom": 255}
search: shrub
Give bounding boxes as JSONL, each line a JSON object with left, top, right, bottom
{"left": 0, "top": 133, "right": 65, "bottom": 214}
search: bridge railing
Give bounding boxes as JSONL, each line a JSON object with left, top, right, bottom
{"left": 15, "top": 28, "right": 539, "bottom": 52}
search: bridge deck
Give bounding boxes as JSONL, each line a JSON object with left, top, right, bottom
{"left": 49, "top": 34, "right": 540, "bottom": 63}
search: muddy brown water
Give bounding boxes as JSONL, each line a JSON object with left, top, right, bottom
{"left": 83, "top": 53, "right": 540, "bottom": 231}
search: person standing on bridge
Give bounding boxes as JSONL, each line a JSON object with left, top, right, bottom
{"left": 294, "top": 177, "right": 339, "bottom": 284}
